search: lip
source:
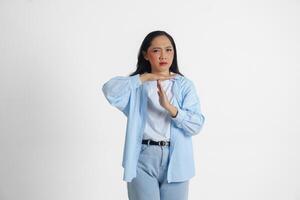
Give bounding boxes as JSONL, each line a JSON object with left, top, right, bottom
{"left": 159, "top": 62, "right": 168, "bottom": 65}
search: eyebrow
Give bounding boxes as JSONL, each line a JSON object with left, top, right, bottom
{"left": 152, "top": 46, "right": 173, "bottom": 49}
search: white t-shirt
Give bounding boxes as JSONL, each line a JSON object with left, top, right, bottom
{"left": 142, "top": 79, "right": 174, "bottom": 142}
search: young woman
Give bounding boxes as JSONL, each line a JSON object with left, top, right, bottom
{"left": 102, "top": 30, "right": 205, "bottom": 200}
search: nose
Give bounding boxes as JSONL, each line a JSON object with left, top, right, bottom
{"left": 160, "top": 50, "right": 166, "bottom": 60}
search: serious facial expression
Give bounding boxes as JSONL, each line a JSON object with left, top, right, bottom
{"left": 143, "top": 35, "right": 174, "bottom": 74}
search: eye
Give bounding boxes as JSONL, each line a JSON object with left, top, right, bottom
{"left": 167, "top": 49, "right": 173, "bottom": 52}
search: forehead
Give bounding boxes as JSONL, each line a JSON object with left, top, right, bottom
{"left": 150, "top": 35, "right": 173, "bottom": 48}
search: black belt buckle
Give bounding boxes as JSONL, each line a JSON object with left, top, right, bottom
{"left": 159, "top": 141, "right": 167, "bottom": 146}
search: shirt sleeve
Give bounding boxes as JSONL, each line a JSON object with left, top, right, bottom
{"left": 101, "top": 74, "right": 142, "bottom": 116}
{"left": 170, "top": 80, "right": 205, "bottom": 136}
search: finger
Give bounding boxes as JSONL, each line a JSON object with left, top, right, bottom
{"left": 157, "top": 81, "right": 166, "bottom": 96}
{"left": 157, "top": 83, "right": 162, "bottom": 96}
{"left": 157, "top": 80, "right": 164, "bottom": 91}
{"left": 157, "top": 79, "right": 161, "bottom": 86}
{"left": 159, "top": 75, "right": 169, "bottom": 79}
{"left": 157, "top": 81, "right": 161, "bottom": 92}
{"left": 157, "top": 81, "right": 164, "bottom": 95}
{"left": 160, "top": 75, "right": 176, "bottom": 80}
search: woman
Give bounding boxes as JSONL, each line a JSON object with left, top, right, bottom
{"left": 102, "top": 30, "right": 205, "bottom": 200}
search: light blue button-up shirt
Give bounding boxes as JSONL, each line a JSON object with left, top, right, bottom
{"left": 101, "top": 73, "right": 205, "bottom": 183}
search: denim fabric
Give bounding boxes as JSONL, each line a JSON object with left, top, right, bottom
{"left": 127, "top": 143, "right": 189, "bottom": 200}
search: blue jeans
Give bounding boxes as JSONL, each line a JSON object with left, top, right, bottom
{"left": 127, "top": 143, "right": 189, "bottom": 200}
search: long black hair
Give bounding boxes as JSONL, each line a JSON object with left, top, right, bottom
{"left": 129, "top": 30, "right": 184, "bottom": 77}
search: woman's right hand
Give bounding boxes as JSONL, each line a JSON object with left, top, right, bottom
{"left": 139, "top": 72, "right": 177, "bottom": 83}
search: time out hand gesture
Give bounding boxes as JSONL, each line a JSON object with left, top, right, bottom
{"left": 139, "top": 72, "right": 175, "bottom": 109}
{"left": 139, "top": 72, "right": 178, "bottom": 117}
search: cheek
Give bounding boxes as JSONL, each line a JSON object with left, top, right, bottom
{"left": 149, "top": 53, "right": 159, "bottom": 61}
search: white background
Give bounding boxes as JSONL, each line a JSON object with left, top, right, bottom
{"left": 0, "top": 0, "right": 299, "bottom": 199}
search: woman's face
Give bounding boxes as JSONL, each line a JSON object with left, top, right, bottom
{"left": 143, "top": 35, "right": 174, "bottom": 74}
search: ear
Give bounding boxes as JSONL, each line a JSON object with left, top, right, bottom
{"left": 142, "top": 51, "right": 148, "bottom": 61}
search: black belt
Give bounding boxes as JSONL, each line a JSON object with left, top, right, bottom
{"left": 142, "top": 139, "right": 170, "bottom": 146}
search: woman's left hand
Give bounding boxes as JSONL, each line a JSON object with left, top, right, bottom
{"left": 157, "top": 80, "right": 171, "bottom": 110}
{"left": 157, "top": 79, "right": 178, "bottom": 117}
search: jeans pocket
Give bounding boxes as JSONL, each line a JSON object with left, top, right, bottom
{"left": 140, "top": 144, "right": 150, "bottom": 154}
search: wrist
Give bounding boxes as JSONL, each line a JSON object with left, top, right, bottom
{"left": 166, "top": 104, "right": 178, "bottom": 118}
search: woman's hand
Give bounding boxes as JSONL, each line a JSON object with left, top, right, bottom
{"left": 139, "top": 72, "right": 176, "bottom": 83}
{"left": 139, "top": 72, "right": 178, "bottom": 117}
{"left": 157, "top": 79, "right": 178, "bottom": 117}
